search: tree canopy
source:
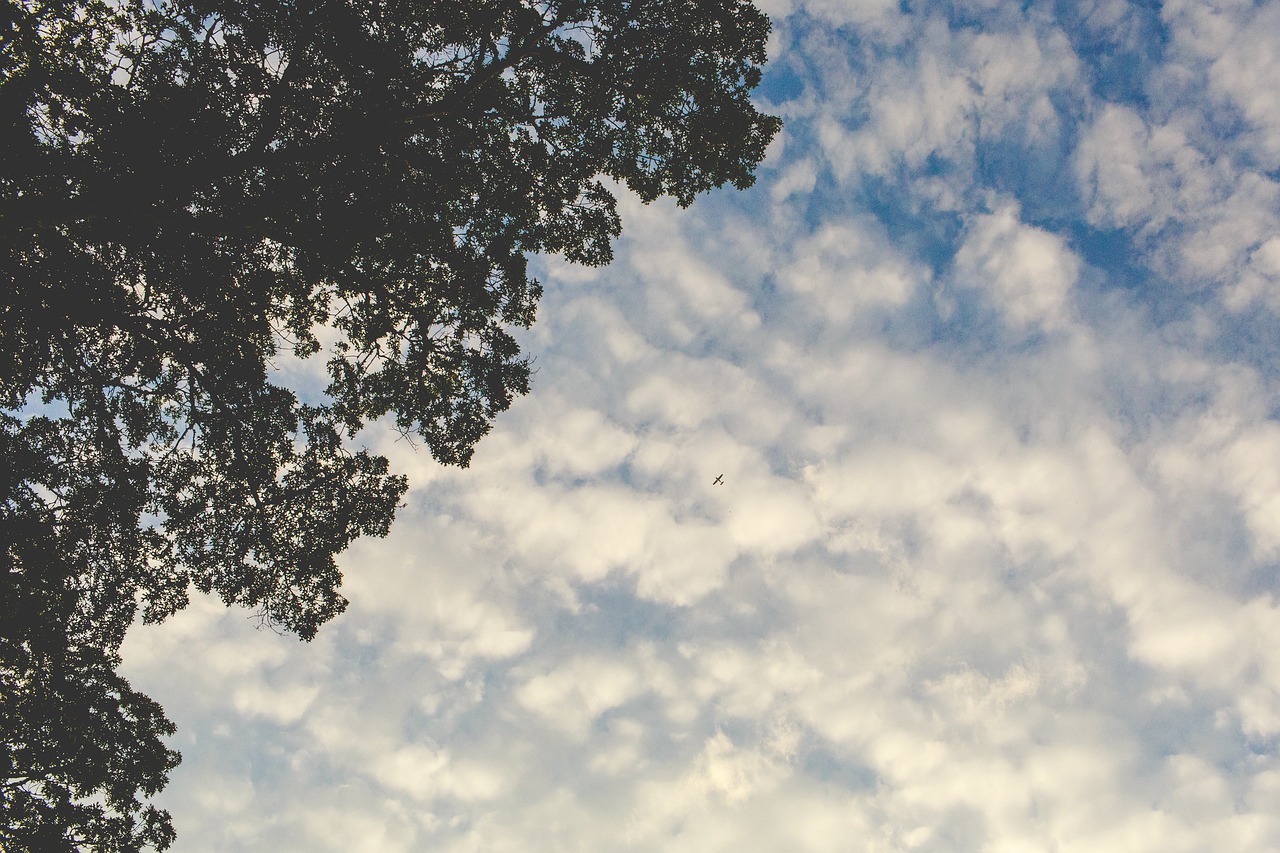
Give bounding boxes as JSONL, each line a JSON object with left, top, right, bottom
{"left": 0, "top": 0, "right": 779, "bottom": 848}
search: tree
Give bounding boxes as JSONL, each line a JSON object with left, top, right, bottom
{"left": 0, "top": 0, "right": 779, "bottom": 847}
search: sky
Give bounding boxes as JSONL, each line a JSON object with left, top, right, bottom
{"left": 117, "top": 1, "right": 1280, "bottom": 850}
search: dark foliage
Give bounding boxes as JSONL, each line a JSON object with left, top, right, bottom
{"left": 1, "top": 0, "right": 778, "bottom": 848}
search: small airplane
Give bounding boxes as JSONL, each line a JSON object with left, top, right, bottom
{"left": 712, "top": 474, "right": 724, "bottom": 485}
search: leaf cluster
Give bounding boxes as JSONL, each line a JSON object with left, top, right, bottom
{"left": 1, "top": 1, "right": 778, "bottom": 848}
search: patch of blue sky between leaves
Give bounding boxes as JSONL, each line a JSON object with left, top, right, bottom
{"left": 758, "top": 60, "right": 805, "bottom": 105}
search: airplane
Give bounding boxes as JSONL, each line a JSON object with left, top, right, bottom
{"left": 713, "top": 474, "right": 724, "bottom": 485}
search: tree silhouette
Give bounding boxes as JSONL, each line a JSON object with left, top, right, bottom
{"left": 1, "top": 1, "right": 779, "bottom": 847}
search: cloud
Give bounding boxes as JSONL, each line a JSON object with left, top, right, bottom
{"left": 1071, "top": 0, "right": 1280, "bottom": 317}
{"left": 1162, "top": 0, "right": 1280, "bottom": 171}
{"left": 953, "top": 201, "right": 1080, "bottom": 331}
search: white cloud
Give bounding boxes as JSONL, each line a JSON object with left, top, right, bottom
{"left": 780, "top": 220, "right": 922, "bottom": 321}
{"left": 372, "top": 745, "right": 509, "bottom": 802}
{"left": 815, "top": 11, "right": 1080, "bottom": 205}
{"left": 519, "top": 665, "right": 633, "bottom": 734}
{"left": 1074, "top": 10, "right": 1280, "bottom": 312}
{"left": 1163, "top": 0, "right": 1280, "bottom": 170}
{"left": 796, "top": 0, "right": 907, "bottom": 39}
{"left": 231, "top": 681, "right": 319, "bottom": 726}
{"left": 953, "top": 201, "right": 1080, "bottom": 331}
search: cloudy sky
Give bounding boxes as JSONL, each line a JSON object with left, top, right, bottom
{"left": 119, "top": 1, "right": 1280, "bottom": 850}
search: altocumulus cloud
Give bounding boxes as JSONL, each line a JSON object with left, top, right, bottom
{"left": 120, "top": 1, "right": 1280, "bottom": 850}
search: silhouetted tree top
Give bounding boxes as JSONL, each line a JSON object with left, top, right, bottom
{"left": 2, "top": 1, "right": 778, "bottom": 848}
{"left": 3, "top": 0, "right": 778, "bottom": 639}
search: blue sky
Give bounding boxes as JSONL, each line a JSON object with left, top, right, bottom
{"left": 120, "top": 1, "right": 1280, "bottom": 849}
